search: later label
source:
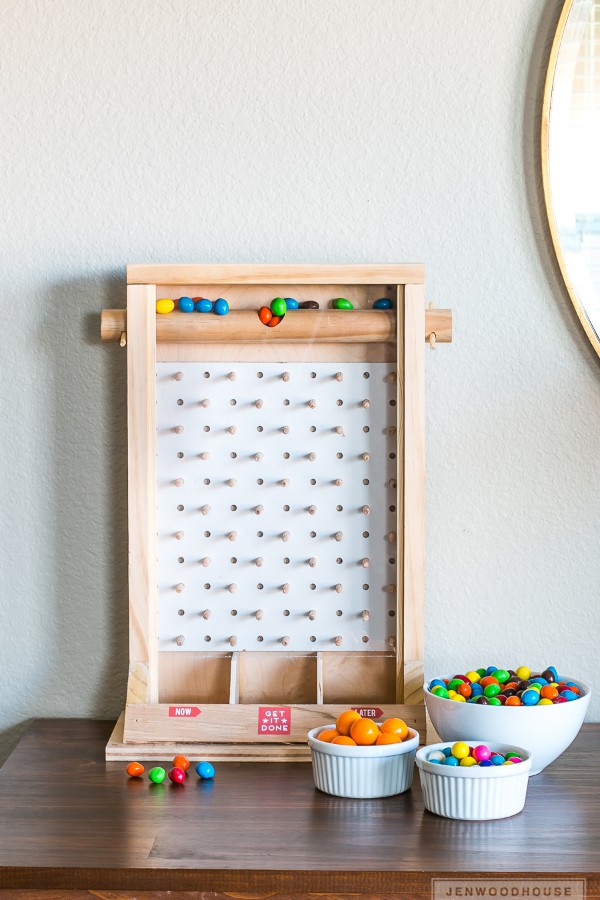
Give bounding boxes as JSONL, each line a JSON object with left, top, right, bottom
{"left": 258, "top": 706, "right": 291, "bottom": 734}
{"left": 168, "top": 706, "right": 201, "bottom": 718}
{"left": 352, "top": 706, "right": 384, "bottom": 719}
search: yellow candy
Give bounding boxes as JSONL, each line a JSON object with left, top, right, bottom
{"left": 460, "top": 756, "right": 478, "bottom": 767}
{"left": 465, "top": 670, "right": 480, "bottom": 683}
{"left": 447, "top": 690, "right": 457, "bottom": 698}
{"left": 528, "top": 683, "right": 541, "bottom": 692}
{"left": 515, "top": 666, "right": 531, "bottom": 681}
{"left": 538, "top": 698, "right": 553, "bottom": 705}
{"left": 156, "top": 298, "right": 175, "bottom": 314}
{"left": 502, "top": 760, "right": 515, "bottom": 765}
{"left": 451, "top": 741, "right": 470, "bottom": 759}
{"left": 451, "top": 694, "right": 466, "bottom": 702}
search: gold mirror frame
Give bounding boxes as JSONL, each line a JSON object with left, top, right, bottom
{"left": 542, "top": 0, "right": 600, "bottom": 358}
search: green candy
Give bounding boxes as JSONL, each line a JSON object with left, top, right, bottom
{"left": 494, "top": 669, "right": 510, "bottom": 684}
{"left": 487, "top": 697, "right": 502, "bottom": 706}
{"left": 447, "top": 678, "right": 464, "bottom": 692}
{"left": 148, "top": 766, "right": 166, "bottom": 784}
{"left": 476, "top": 668, "right": 487, "bottom": 678}
{"left": 270, "top": 297, "right": 287, "bottom": 317}
{"left": 505, "top": 752, "right": 521, "bottom": 760}
{"left": 431, "top": 686, "right": 449, "bottom": 699}
{"left": 484, "top": 683, "right": 501, "bottom": 698}
{"left": 333, "top": 297, "right": 353, "bottom": 310}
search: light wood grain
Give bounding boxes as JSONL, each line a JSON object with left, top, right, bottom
{"left": 126, "top": 285, "right": 158, "bottom": 704}
{"left": 157, "top": 652, "right": 231, "bottom": 704}
{"left": 322, "top": 652, "right": 396, "bottom": 704}
{"left": 127, "top": 263, "right": 425, "bottom": 285}
{"left": 239, "top": 653, "right": 318, "bottom": 704}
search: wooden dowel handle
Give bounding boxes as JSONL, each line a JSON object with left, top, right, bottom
{"left": 101, "top": 308, "right": 453, "bottom": 343}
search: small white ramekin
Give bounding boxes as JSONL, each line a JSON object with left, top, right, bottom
{"left": 307, "top": 725, "right": 420, "bottom": 798}
{"left": 416, "top": 741, "right": 532, "bottom": 820}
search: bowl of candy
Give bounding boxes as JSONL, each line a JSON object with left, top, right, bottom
{"left": 307, "top": 710, "right": 419, "bottom": 798}
{"left": 416, "top": 740, "right": 532, "bottom": 820}
{"left": 424, "top": 664, "right": 591, "bottom": 775}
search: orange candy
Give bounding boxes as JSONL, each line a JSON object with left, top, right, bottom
{"left": 258, "top": 306, "right": 272, "bottom": 325}
{"left": 319, "top": 729, "right": 340, "bottom": 743}
{"left": 379, "top": 717, "right": 409, "bottom": 741}
{"left": 126, "top": 761, "right": 144, "bottom": 778}
{"left": 350, "top": 717, "right": 380, "bottom": 746}
{"left": 336, "top": 709, "right": 362, "bottom": 736}
{"left": 266, "top": 315, "right": 282, "bottom": 327}
{"left": 505, "top": 695, "right": 522, "bottom": 706}
{"left": 375, "top": 733, "right": 403, "bottom": 745}
{"left": 173, "top": 754, "right": 190, "bottom": 772}
{"left": 479, "top": 676, "right": 499, "bottom": 689}
{"left": 541, "top": 686, "right": 558, "bottom": 701}
{"left": 331, "top": 735, "right": 357, "bottom": 746}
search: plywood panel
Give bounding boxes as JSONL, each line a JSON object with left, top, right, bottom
{"left": 239, "top": 653, "right": 317, "bottom": 704}
{"left": 322, "top": 652, "right": 396, "bottom": 705}
{"left": 127, "top": 263, "right": 424, "bottom": 285}
{"left": 157, "top": 652, "right": 231, "bottom": 703}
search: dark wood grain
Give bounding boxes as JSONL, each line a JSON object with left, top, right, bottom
{"left": 0, "top": 719, "right": 598, "bottom": 897}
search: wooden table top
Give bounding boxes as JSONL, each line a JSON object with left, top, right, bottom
{"left": 0, "top": 719, "right": 598, "bottom": 899}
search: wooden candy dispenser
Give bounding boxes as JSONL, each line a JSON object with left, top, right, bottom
{"left": 100, "top": 264, "right": 452, "bottom": 760}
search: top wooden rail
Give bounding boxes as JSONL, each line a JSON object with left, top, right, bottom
{"left": 100, "top": 308, "right": 452, "bottom": 343}
{"left": 127, "top": 263, "right": 425, "bottom": 285}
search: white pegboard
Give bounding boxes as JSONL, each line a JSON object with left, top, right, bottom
{"left": 156, "top": 362, "right": 397, "bottom": 652}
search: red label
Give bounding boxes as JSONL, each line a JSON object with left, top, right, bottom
{"left": 352, "top": 706, "right": 384, "bottom": 719}
{"left": 258, "top": 706, "right": 291, "bottom": 735}
{"left": 168, "top": 706, "right": 201, "bottom": 718}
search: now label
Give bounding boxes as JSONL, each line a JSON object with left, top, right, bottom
{"left": 168, "top": 706, "right": 201, "bottom": 718}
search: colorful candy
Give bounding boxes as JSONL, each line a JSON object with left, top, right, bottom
{"left": 298, "top": 300, "right": 319, "bottom": 309}
{"left": 258, "top": 306, "right": 272, "bottom": 325}
{"left": 332, "top": 298, "right": 353, "bottom": 310}
{"left": 284, "top": 297, "right": 299, "bottom": 309}
{"left": 177, "top": 296, "right": 194, "bottom": 313}
{"left": 270, "top": 297, "right": 287, "bottom": 318}
{"left": 194, "top": 298, "right": 213, "bottom": 313}
{"left": 427, "top": 665, "right": 582, "bottom": 707}
{"left": 148, "top": 766, "right": 166, "bottom": 784}
{"left": 156, "top": 298, "right": 175, "bottom": 314}
{"left": 126, "top": 761, "right": 144, "bottom": 778}
{"left": 428, "top": 743, "right": 524, "bottom": 767}
{"left": 213, "top": 298, "right": 229, "bottom": 316}
{"left": 168, "top": 766, "right": 186, "bottom": 784}
{"left": 196, "top": 761, "right": 215, "bottom": 779}
{"left": 373, "top": 298, "right": 392, "bottom": 310}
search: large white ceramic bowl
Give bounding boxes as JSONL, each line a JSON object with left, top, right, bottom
{"left": 425, "top": 675, "right": 591, "bottom": 775}
{"left": 416, "top": 741, "right": 532, "bottom": 820}
{"left": 307, "top": 725, "right": 419, "bottom": 798}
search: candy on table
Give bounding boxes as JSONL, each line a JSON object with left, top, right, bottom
{"left": 332, "top": 298, "right": 353, "bottom": 310}
{"left": 173, "top": 754, "right": 190, "bottom": 772}
{"left": 373, "top": 298, "right": 393, "bottom": 310}
{"left": 177, "top": 296, "right": 195, "bottom": 313}
{"left": 427, "top": 665, "right": 582, "bottom": 707}
{"left": 148, "top": 766, "right": 166, "bottom": 784}
{"left": 168, "top": 766, "right": 186, "bottom": 784}
{"left": 196, "top": 761, "right": 215, "bottom": 779}
{"left": 194, "top": 297, "right": 213, "bottom": 313}
{"left": 125, "top": 761, "right": 144, "bottom": 777}
{"left": 213, "top": 298, "right": 229, "bottom": 315}
{"left": 156, "top": 298, "right": 175, "bottom": 314}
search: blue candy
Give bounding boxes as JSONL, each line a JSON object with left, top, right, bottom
{"left": 429, "top": 758, "right": 441, "bottom": 764}
{"left": 195, "top": 298, "right": 213, "bottom": 313}
{"left": 485, "top": 666, "right": 498, "bottom": 676}
{"left": 490, "top": 755, "right": 504, "bottom": 766}
{"left": 479, "top": 760, "right": 493, "bottom": 767}
{"left": 521, "top": 689, "right": 540, "bottom": 706}
{"left": 531, "top": 677, "right": 548, "bottom": 686}
{"left": 213, "top": 298, "right": 229, "bottom": 316}
{"left": 560, "top": 689, "right": 578, "bottom": 701}
{"left": 470, "top": 684, "right": 484, "bottom": 696}
{"left": 429, "top": 679, "right": 447, "bottom": 691}
{"left": 443, "top": 756, "right": 459, "bottom": 766}
{"left": 373, "top": 298, "right": 392, "bottom": 310}
{"left": 284, "top": 297, "right": 299, "bottom": 310}
{"left": 196, "top": 761, "right": 215, "bottom": 779}
{"left": 442, "top": 747, "right": 453, "bottom": 758}
{"left": 178, "top": 296, "right": 195, "bottom": 313}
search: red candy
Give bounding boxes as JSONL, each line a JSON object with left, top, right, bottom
{"left": 168, "top": 766, "right": 186, "bottom": 784}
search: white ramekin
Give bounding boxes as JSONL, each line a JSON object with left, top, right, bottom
{"left": 416, "top": 741, "right": 532, "bottom": 820}
{"left": 307, "top": 724, "right": 420, "bottom": 798}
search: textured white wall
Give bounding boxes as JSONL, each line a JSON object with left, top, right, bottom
{"left": 1, "top": 0, "right": 598, "bottom": 763}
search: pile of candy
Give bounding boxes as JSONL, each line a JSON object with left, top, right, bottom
{"left": 156, "top": 297, "right": 229, "bottom": 315}
{"left": 428, "top": 665, "right": 582, "bottom": 706}
{"left": 318, "top": 710, "right": 411, "bottom": 746}
{"left": 258, "top": 297, "right": 306, "bottom": 329}
{"left": 126, "top": 754, "right": 215, "bottom": 784}
{"left": 427, "top": 742, "right": 524, "bottom": 767}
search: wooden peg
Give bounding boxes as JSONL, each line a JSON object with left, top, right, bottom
{"left": 387, "top": 583, "right": 396, "bottom": 593}
{"left": 174, "top": 478, "right": 184, "bottom": 487}
{"left": 389, "top": 636, "right": 397, "bottom": 649}
{"left": 175, "top": 583, "right": 185, "bottom": 593}
{"left": 389, "top": 478, "right": 397, "bottom": 489}
{"left": 200, "top": 504, "right": 211, "bottom": 515}
{"left": 281, "top": 636, "right": 291, "bottom": 646}
{"left": 282, "top": 583, "right": 290, "bottom": 594}
{"left": 175, "top": 531, "right": 184, "bottom": 540}
{"left": 255, "top": 557, "right": 264, "bottom": 567}
{"left": 173, "top": 425, "right": 184, "bottom": 434}
{"left": 280, "top": 478, "right": 290, "bottom": 487}
{"left": 255, "top": 399, "right": 263, "bottom": 409}
{"left": 429, "top": 330, "right": 437, "bottom": 350}
{"left": 201, "top": 609, "right": 211, "bottom": 620}
{"left": 360, "top": 453, "right": 370, "bottom": 462}
{"left": 226, "top": 478, "right": 237, "bottom": 487}
{"left": 200, "top": 557, "right": 211, "bottom": 567}
{"left": 175, "top": 635, "right": 185, "bottom": 647}
{"left": 255, "top": 609, "right": 264, "bottom": 620}
{"left": 228, "top": 531, "right": 237, "bottom": 541}
{"left": 387, "top": 425, "right": 397, "bottom": 435}
{"left": 335, "top": 372, "right": 343, "bottom": 382}
{"left": 334, "top": 426, "right": 344, "bottom": 435}
{"left": 307, "top": 505, "right": 317, "bottom": 515}
{"left": 361, "top": 399, "right": 370, "bottom": 409}
{"left": 281, "top": 531, "right": 290, "bottom": 542}
{"left": 388, "top": 372, "right": 397, "bottom": 383}
{"left": 254, "top": 504, "right": 264, "bottom": 515}
{"left": 308, "top": 399, "right": 317, "bottom": 409}
{"left": 229, "top": 636, "right": 238, "bottom": 647}
{"left": 228, "top": 426, "right": 237, "bottom": 435}
{"left": 308, "top": 452, "right": 317, "bottom": 461}
{"left": 360, "top": 557, "right": 370, "bottom": 568}
{"left": 200, "top": 399, "right": 210, "bottom": 408}
{"left": 199, "top": 452, "right": 210, "bottom": 460}
{"left": 334, "top": 531, "right": 343, "bottom": 542}
{"left": 119, "top": 331, "right": 127, "bottom": 347}
{"left": 253, "top": 452, "right": 264, "bottom": 462}
{"left": 388, "top": 531, "right": 397, "bottom": 542}
{"left": 282, "top": 371, "right": 290, "bottom": 382}
{"left": 334, "top": 583, "right": 343, "bottom": 593}
{"left": 282, "top": 426, "right": 290, "bottom": 434}
{"left": 228, "top": 371, "right": 237, "bottom": 381}
{"left": 333, "top": 636, "right": 343, "bottom": 647}
{"left": 174, "top": 371, "right": 184, "bottom": 381}
{"left": 360, "top": 505, "right": 371, "bottom": 516}
{"left": 228, "top": 583, "right": 237, "bottom": 593}
{"left": 308, "top": 557, "right": 317, "bottom": 567}
{"left": 360, "top": 609, "right": 370, "bottom": 621}
{"left": 308, "top": 609, "right": 317, "bottom": 620}
{"left": 334, "top": 479, "right": 343, "bottom": 487}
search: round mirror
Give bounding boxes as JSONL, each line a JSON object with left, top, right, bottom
{"left": 543, "top": 0, "right": 600, "bottom": 355}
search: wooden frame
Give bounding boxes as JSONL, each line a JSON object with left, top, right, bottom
{"left": 101, "top": 265, "right": 452, "bottom": 760}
